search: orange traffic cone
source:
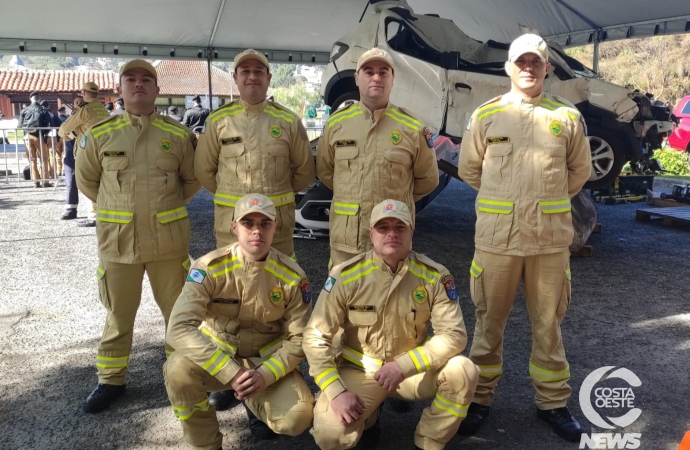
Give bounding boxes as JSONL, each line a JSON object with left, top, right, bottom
{"left": 678, "top": 431, "right": 690, "bottom": 450}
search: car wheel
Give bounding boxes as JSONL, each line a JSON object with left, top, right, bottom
{"left": 583, "top": 126, "right": 627, "bottom": 190}
{"left": 331, "top": 91, "right": 359, "bottom": 110}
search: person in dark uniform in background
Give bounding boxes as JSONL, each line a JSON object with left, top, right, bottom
{"left": 111, "top": 98, "right": 125, "bottom": 116}
{"left": 105, "top": 102, "right": 114, "bottom": 114}
{"left": 182, "top": 95, "right": 210, "bottom": 135}
{"left": 19, "top": 91, "right": 53, "bottom": 187}
{"left": 39, "top": 100, "right": 65, "bottom": 177}
{"left": 167, "top": 106, "right": 183, "bottom": 122}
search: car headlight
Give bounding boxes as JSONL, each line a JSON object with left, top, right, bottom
{"left": 330, "top": 42, "right": 349, "bottom": 63}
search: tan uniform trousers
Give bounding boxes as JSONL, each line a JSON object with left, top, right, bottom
{"left": 216, "top": 236, "right": 294, "bottom": 260}
{"left": 50, "top": 138, "right": 63, "bottom": 175}
{"left": 97, "top": 256, "right": 188, "bottom": 385}
{"left": 468, "top": 248, "right": 572, "bottom": 410}
{"left": 164, "top": 352, "right": 315, "bottom": 450}
{"left": 26, "top": 135, "right": 53, "bottom": 182}
{"left": 312, "top": 356, "right": 479, "bottom": 450}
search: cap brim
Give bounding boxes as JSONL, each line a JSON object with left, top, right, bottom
{"left": 235, "top": 54, "right": 269, "bottom": 69}
{"left": 370, "top": 215, "right": 412, "bottom": 228}
{"left": 510, "top": 48, "right": 547, "bottom": 61}
{"left": 358, "top": 56, "right": 393, "bottom": 71}
{"left": 234, "top": 210, "right": 276, "bottom": 222}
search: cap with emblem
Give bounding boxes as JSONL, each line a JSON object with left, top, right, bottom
{"left": 119, "top": 59, "right": 158, "bottom": 83}
{"left": 370, "top": 199, "right": 412, "bottom": 227}
{"left": 508, "top": 33, "right": 549, "bottom": 62}
{"left": 233, "top": 193, "right": 276, "bottom": 222}
{"left": 29, "top": 91, "right": 40, "bottom": 99}
{"left": 191, "top": 95, "right": 201, "bottom": 103}
{"left": 82, "top": 81, "right": 99, "bottom": 93}
{"left": 356, "top": 48, "right": 395, "bottom": 71}
{"left": 234, "top": 49, "right": 270, "bottom": 70}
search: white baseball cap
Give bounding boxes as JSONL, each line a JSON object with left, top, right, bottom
{"left": 508, "top": 34, "right": 549, "bottom": 62}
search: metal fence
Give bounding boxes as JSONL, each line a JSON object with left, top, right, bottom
{"left": 1, "top": 126, "right": 63, "bottom": 185}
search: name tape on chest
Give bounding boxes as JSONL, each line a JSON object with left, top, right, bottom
{"left": 103, "top": 151, "right": 126, "bottom": 157}
{"left": 486, "top": 136, "right": 510, "bottom": 145}
{"left": 212, "top": 298, "right": 240, "bottom": 304}
{"left": 348, "top": 305, "right": 376, "bottom": 312}
{"left": 221, "top": 137, "right": 242, "bottom": 145}
{"left": 335, "top": 140, "right": 356, "bottom": 147}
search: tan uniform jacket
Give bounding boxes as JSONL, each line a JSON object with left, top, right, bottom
{"left": 195, "top": 99, "right": 315, "bottom": 244}
{"left": 317, "top": 102, "right": 439, "bottom": 254}
{"left": 58, "top": 98, "right": 110, "bottom": 142}
{"left": 166, "top": 243, "right": 312, "bottom": 387}
{"left": 76, "top": 112, "right": 200, "bottom": 264}
{"left": 458, "top": 92, "right": 591, "bottom": 256}
{"left": 303, "top": 250, "right": 466, "bottom": 401}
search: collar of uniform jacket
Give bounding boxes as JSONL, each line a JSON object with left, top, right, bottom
{"left": 503, "top": 91, "right": 545, "bottom": 106}
{"left": 239, "top": 98, "right": 268, "bottom": 113}
{"left": 370, "top": 251, "right": 407, "bottom": 276}
{"left": 123, "top": 111, "right": 157, "bottom": 128}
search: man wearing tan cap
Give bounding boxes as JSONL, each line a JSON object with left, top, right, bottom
{"left": 76, "top": 59, "right": 201, "bottom": 413}
{"left": 317, "top": 48, "right": 439, "bottom": 268}
{"left": 58, "top": 81, "right": 110, "bottom": 221}
{"left": 457, "top": 34, "right": 590, "bottom": 441}
{"left": 195, "top": 49, "right": 314, "bottom": 273}
{"left": 304, "top": 199, "right": 478, "bottom": 450}
{"left": 164, "top": 193, "right": 314, "bottom": 448}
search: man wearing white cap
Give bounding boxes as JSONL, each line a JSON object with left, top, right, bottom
{"left": 76, "top": 60, "right": 200, "bottom": 413}
{"left": 164, "top": 193, "right": 314, "bottom": 449}
{"left": 304, "top": 199, "right": 478, "bottom": 450}
{"left": 457, "top": 34, "right": 591, "bottom": 441}
{"left": 317, "top": 48, "right": 439, "bottom": 268}
{"left": 195, "top": 49, "right": 315, "bottom": 260}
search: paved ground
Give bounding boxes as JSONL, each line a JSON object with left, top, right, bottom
{"left": 0, "top": 178, "right": 688, "bottom": 450}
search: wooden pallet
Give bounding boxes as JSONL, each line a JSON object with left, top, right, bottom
{"left": 646, "top": 190, "right": 689, "bottom": 207}
{"left": 636, "top": 206, "right": 690, "bottom": 227}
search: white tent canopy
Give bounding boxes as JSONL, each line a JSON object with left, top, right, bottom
{"left": 1, "top": 0, "right": 688, "bottom": 63}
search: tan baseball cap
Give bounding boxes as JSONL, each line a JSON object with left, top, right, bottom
{"left": 356, "top": 48, "right": 395, "bottom": 71}
{"left": 508, "top": 33, "right": 549, "bottom": 62}
{"left": 234, "top": 49, "right": 270, "bottom": 70}
{"left": 370, "top": 199, "right": 412, "bottom": 227}
{"left": 82, "top": 81, "right": 99, "bottom": 93}
{"left": 119, "top": 59, "right": 158, "bottom": 83}
{"left": 233, "top": 194, "right": 276, "bottom": 222}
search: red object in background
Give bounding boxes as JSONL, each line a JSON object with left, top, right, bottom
{"left": 668, "top": 95, "right": 690, "bottom": 153}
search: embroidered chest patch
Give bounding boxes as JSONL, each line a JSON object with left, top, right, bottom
{"left": 269, "top": 287, "right": 284, "bottom": 304}
{"left": 549, "top": 120, "right": 563, "bottom": 136}
{"left": 270, "top": 124, "right": 282, "bottom": 138}
{"left": 413, "top": 285, "right": 428, "bottom": 304}
{"left": 390, "top": 129, "right": 402, "bottom": 145}
{"left": 159, "top": 138, "right": 172, "bottom": 152}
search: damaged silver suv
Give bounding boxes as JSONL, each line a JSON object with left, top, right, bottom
{"left": 321, "top": 1, "right": 674, "bottom": 190}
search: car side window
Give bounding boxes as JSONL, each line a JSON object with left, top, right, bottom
{"left": 681, "top": 100, "right": 690, "bottom": 116}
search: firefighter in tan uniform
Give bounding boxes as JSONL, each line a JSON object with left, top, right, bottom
{"left": 76, "top": 60, "right": 200, "bottom": 413}
{"left": 164, "top": 194, "right": 314, "bottom": 449}
{"left": 59, "top": 81, "right": 111, "bottom": 223}
{"left": 304, "top": 199, "right": 479, "bottom": 450}
{"left": 317, "top": 49, "right": 439, "bottom": 267}
{"left": 457, "top": 34, "right": 591, "bottom": 442}
{"left": 195, "top": 49, "right": 315, "bottom": 257}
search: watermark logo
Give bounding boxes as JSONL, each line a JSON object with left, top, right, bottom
{"left": 579, "top": 366, "right": 642, "bottom": 449}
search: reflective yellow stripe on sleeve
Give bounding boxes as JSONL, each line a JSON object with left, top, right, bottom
{"left": 182, "top": 257, "right": 191, "bottom": 271}
{"left": 263, "top": 357, "right": 287, "bottom": 380}
{"left": 156, "top": 206, "right": 188, "bottom": 224}
{"left": 202, "top": 349, "right": 231, "bottom": 376}
{"left": 477, "top": 199, "right": 513, "bottom": 215}
{"left": 96, "top": 354, "right": 129, "bottom": 369}
{"left": 477, "top": 363, "right": 503, "bottom": 377}
{"left": 315, "top": 367, "right": 341, "bottom": 390}
{"left": 97, "top": 209, "right": 133, "bottom": 223}
{"left": 213, "top": 193, "right": 242, "bottom": 207}
{"left": 269, "top": 192, "right": 296, "bottom": 207}
{"left": 470, "top": 260, "right": 483, "bottom": 278}
{"left": 342, "top": 345, "right": 383, "bottom": 373}
{"left": 539, "top": 199, "right": 571, "bottom": 214}
{"left": 333, "top": 202, "right": 359, "bottom": 216}
{"left": 95, "top": 266, "right": 105, "bottom": 280}
{"left": 200, "top": 327, "right": 237, "bottom": 355}
{"left": 407, "top": 347, "right": 431, "bottom": 373}
{"left": 259, "top": 335, "right": 286, "bottom": 358}
{"left": 565, "top": 268, "right": 572, "bottom": 281}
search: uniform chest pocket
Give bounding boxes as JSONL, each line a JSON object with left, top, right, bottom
{"left": 266, "top": 142, "right": 290, "bottom": 185}
{"left": 103, "top": 157, "right": 129, "bottom": 194}
{"left": 384, "top": 150, "right": 412, "bottom": 188}
{"left": 348, "top": 310, "right": 377, "bottom": 326}
{"left": 541, "top": 144, "right": 567, "bottom": 190}
{"left": 156, "top": 156, "right": 180, "bottom": 194}
{"left": 335, "top": 146, "right": 360, "bottom": 185}
{"left": 406, "top": 304, "right": 431, "bottom": 340}
{"left": 485, "top": 143, "right": 513, "bottom": 183}
{"left": 257, "top": 306, "right": 284, "bottom": 334}
{"left": 209, "top": 301, "right": 241, "bottom": 335}
{"left": 219, "top": 143, "right": 246, "bottom": 183}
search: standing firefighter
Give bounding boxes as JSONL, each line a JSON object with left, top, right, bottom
{"left": 195, "top": 48, "right": 314, "bottom": 411}
{"left": 165, "top": 194, "right": 314, "bottom": 448}
{"left": 76, "top": 60, "right": 200, "bottom": 413}
{"left": 304, "top": 200, "right": 479, "bottom": 450}
{"left": 457, "top": 34, "right": 591, "bottom": 441}
{"left": 317, "top": 48, "right": 439, "bottom": 267}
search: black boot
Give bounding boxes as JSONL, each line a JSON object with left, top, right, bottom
{"left": 357, "top": 406, "right": 381, "bottom": 449}
{"left": 457, "top": 402, "right": 490, "bottom": 436}
{"left": 244, "top": 402, "right": 276, "bottom": 440}
{"left": 208, "top": 390, "right": 236, "bottom": 411}
{"left": 83, "top": 383, "right": 126, "bottom": 413}
{"left": 61, "top": 209, "right": 77, "bottom": 220}
{"left": 536, "top": 407, "right": 582, "bottom": 442}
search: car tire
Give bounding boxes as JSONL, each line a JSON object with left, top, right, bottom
{"left": 583, "top": 126, "right": 627, "bottom": 190}
{"left": 331, "top": 91, "right": 359, "bottom": 110}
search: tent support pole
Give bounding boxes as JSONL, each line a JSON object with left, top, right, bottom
{"left": 593, "top": 39, "right": 600, "bottom": 72}
{"left": 207, "top": 49, "right": 213, "bottom": 109}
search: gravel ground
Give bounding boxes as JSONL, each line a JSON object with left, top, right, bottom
{"left": 0, "top": 178, "right": 688, "bottom": 450}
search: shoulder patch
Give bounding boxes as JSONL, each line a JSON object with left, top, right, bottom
{"left": 441, "top": 274, "right": 458, "bottom": 301}
{"left": 300, "top": 279, "right": 311, "bottom": 303}
{"left": 323, "top": 276, "right": 336, "bottom": 293}
{"left": 187, "top": 269, "right": 207, "bottom": 284}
